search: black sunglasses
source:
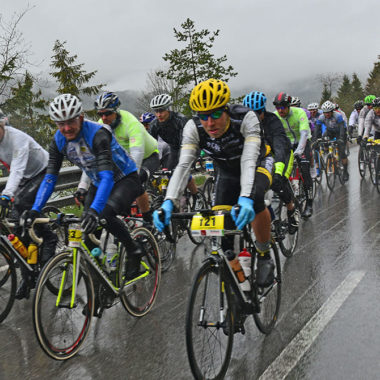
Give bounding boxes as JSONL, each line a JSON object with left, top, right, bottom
{"left": 97, "top": 110, "right": 114, "bottom": 117}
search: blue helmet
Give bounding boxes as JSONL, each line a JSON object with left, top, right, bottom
{"left": 243, "top": 91, "right": 267, "bottom": 111}
{"left": 94, "top": 92, "right": 120, "bottom": 110}
{"left": 139, "top": 112, "right": 155, "bottom": 124}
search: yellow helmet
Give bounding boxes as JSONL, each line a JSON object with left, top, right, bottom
{"left": 189, "top": 79, "right": 230, "bottom": 112}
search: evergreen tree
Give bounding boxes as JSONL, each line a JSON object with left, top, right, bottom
{"left": 50, "top": 40, "right": 104, "bottom": 119}
{"left": 320, "top": 83, "right": 331, "bottom": 104}
{"left": 365, "top": 55, "right": 380, "bottom": 96}
{"left": 335, "top": 74, "right": 353, "bottom": 115}
{"left": 157, "top": 18, "right": 237, "bottom": 114}
{"left": 351, "top": 73, "right": 364, "bottom": 102}
{"left": 3, "top": 71, "right": 53, "bottom": 147}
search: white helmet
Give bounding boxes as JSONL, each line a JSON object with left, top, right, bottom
{"left": 290, "top": 96, "right": 301, "bottom": 107}
{"left": 307, "top": 102, "right": 319, "bottom": 110}
{"left": 49, "top": 94, "right": 83, "bottom": 122}
{"left": 321, "top": 101, "right": 335, "bottom": 113}
{"left": 150, "top": 94, "right": 173, "bottom": 110}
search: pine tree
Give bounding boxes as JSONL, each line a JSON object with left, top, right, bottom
{"left": 351, "top": 73, "right": 364, "bottom": 102}
{"left": 365, "top": 55, "right": 380, "bottom": 95}
{"left": 320, "top": 83, "right": 331, "bottom": 104}
{"left": 50, "top": 40, "right": 104, "bottom": 98}
{"left": 335, "top": 74, "right": 353, "bottom": 115}
{"left": 3, "top": 71, "right": 53, "bottom": 147}
{"left": 157, "top": 18, "right": 237, "bottom": 114}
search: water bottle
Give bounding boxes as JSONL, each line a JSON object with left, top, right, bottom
{"left": 225, "top": 250, "right": 245, "bottom": 283}
{"left": 8, "top": 234, "right": 28, "bottom": 258}
{"left": 238, "top": 249, "right": 251, "bottom": 291}
{"left": 106, "top": 243, "right": 118, "bottom": 271}
{"left": 27, "top": 243, "right": 38, "bottom": 264}
{"left": 292, "top": 180, "right": 299, "bottom": 196}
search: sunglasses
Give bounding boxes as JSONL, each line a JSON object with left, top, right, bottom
{"left": 97, "top": 110, "right": 114, "bottom": 117}
{"left": 154, "top": 108, "right": 168, "bottom": 113}
{"left": 197, "top": 109, "right": 224, "bottom": 121}
{"left": 275, "top": 105, "right": 287, "bottom": 110}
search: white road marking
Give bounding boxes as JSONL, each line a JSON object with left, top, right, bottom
{"left": 259, "top": 270, "right": 366, "bottom": 380}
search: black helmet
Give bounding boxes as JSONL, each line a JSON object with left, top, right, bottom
{"left": 273, "top": 92, "right": 291, "bottom": 106}
{"left": 354, "top": 100, "right": 364, "bottom": 110}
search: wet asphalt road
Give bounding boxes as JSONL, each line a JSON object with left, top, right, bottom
{"left": 0, "top": 144, "right": 379, "bottom": 380}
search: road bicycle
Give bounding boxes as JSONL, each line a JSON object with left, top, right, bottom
{"left": 160, "top": 207, "right": 281, "bottom": 380}
{"left": 201, "top": 158, "right": 216, "bottom": 208}
{"left": 325, "top": 139, "right": 347, "bottom": 191}
{"left": 367, "top": 139, "right": 380, "bottom": 187}
{"left": 358, "top": 139, "right": 370, "bottom": 178}
{"left": 32, "top": 213, "right": 161, "bottom": 360}
{"left": 0, "top": 211, "right": 64, "bottom": 323}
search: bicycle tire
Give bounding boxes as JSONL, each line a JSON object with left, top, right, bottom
{"left": 376, "top": 155, "right": 380, "bottom": 194}
{"left": 253, "top": 241, "right": 282, "bottom": 334}
{"left": 358, "top": 146, "right": 366, "bottom": 178}
{"left": 33, "top": 250, "right": 94, "bottom": 360}
{"left": 186, "top": 191, "right": 207, "bottom": 245}
{"left": 202, "top": 176, "right": 215, "bottom": 208}
{"left": 155, "top": 222, "right": 176, "bottom": 272}
{"left": 119, "top": 227, "right": 161, "bottom": 317}
{"left": 314, "top": 150, "right": 323, "bottom": 185}
{"left": 325, "top": 153, "right": 336, "bottom": 191}
{"left": 0, "top": 247, "right": 16, "bottom": 323}
{"left": 277, "top": 201, "right": 299, "bottom": 258}
{"left": 369, "top": 150, "right": 377, "bottom": 185}
{"left": 186, "top": 261, "right": 234, "bottom": 380}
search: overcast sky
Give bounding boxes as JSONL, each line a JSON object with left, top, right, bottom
{"left": 2, "top": 0, "right": 380, "bottom": 98}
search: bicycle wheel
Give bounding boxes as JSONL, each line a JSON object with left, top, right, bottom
{"left": 186, "top": 261, "right": 234, "bottom": 380}
{"left": 325, "top": 153, "right": 336, "bottom": 191}
{"left": 277, "top": 201, "right": 299, "bottom": 258}
{"left": 33, "top": 250, "right": 94, "bottom": 360}
{"left": 0, "top": 248, "right": 16, "bottom": 323}
{"left": 187, "top": 191, "right": 207, "bottom": 245}
{"left": 336, "top": 157, "right": 345, "bottom": 185}
{"left": 358, "top": 146, "right": 366, "bottom": 178}
{"left": 120, "top": 227, "right": 161, "bottom": 317}
{"left": 369, "top": 151, "right": 377, "bottom": 185}
{"left": 155, "top": 223, "right": 176, "bottom": 272}
{"left": 376, "top": 155, "right": 380, "bottom": 194}
{"left": 253, "top": 241, "right": 282, "bottom": 334}
{"left": 202, "top": 176, "right": 215, "bottom": 208}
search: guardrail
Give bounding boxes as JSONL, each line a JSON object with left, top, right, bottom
{"left": 0, "top": 166, "right": 82, "bottom": 209}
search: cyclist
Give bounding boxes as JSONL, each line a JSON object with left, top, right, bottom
{"left": 348, "top": 100, "right": 364, "bottom": 139}
{"left": 26, "top": 94, "right": 145, "bottom": 285}
{"left": 334, "top": 103, "right": 348, "bottom": 126}
{"left": 149, "top": 93, "right": 201, "bottom": 204}
{"left": 357, "top": 95, "right": 376, "bottom": 145}
{"left": 363, "top": 97, "right": 380, "bottom": 140}
{"left": 139, "top": 112, "right": 155, "bottom": 131}
{"left": 273, "top": 93, "right": 314, "bottom": 218}
{"left": 76, "top": 92, "right": 159, "bottom": 223}
{"left": 0, "top": 109, "right": 57, "bottom": 299}
{"left": 307, "top": 103, "right": 322, "bottom": 134}
{"left": 243, "top": 91, "right": 299, "bottom": 234}
{"left": 315, "top": 100, "right": 349, "bottom": 181}
{"left": 153, "top": 79, "right": 275, "bottom": 287}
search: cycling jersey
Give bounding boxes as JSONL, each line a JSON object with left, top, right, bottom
{"left": 0, "top": 126, "right": 48, "bottom": 198}
{"left": 315, "top": 111, "right": 346, "bottom": 140}
{"left": 98, "top": 110, "right": 158, "bottom": 170}
{"left": 364, "top": 109, "right": 380, "bottom": 138}
{"left": 165, "top": 105, "right": 262, "bottom": 204}
{"left": 149, "top": 111, "right": 187, "bottom": 149}
{"left": 274, "top": 107, "right": 311, "bottom": 155}
{"left": 33, "top": 120, "right": 137, "bottom": 214}
{"left": 349, "top": 109, "right": 359, "bottom": 127}
{"left": 309, "top": 110, "right": 323, "bottom": 133}
{"left": 358, "top": 106, "right": 371, "bottom": 137}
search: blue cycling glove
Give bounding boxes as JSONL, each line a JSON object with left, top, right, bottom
{"left": 153, "top": 200, "right": 173, "bottom": 232}
{"left": 231, "top": 196, "right": 255, "bottom": 230}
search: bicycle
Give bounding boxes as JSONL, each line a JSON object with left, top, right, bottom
{"left": 325, "top": 139, "right": 346, "bottom": 190}
{"left": 367, "top": 139, "right": 380, "bottom": 186}
{"left": 161, "top": 207, "right": 281, "bottom": 380}
{"left": 202, "top": 158, "right": 216, "bottom": 208}
{"left": 32, "top": 213, "right": 161, "bottom": 360}
{"left": 358, "top": 138, "right": 370, "bottom": 178}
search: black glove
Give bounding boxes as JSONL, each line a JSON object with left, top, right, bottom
{"left": 356, "top": 135, "right": 362, "bottom": 145}
{"left": 20, "top": 209, "right": 41, "bottom": 228}
{"left": 271, "top": 173, "right": 284, "bottom": 194}
{"left": 74, "top": 188, "right": 87, "bottom": 206}
{"left": 81, "top": 208, "right": 99, "bottom": 234}
{"left": 0, "top": 195, "right": 11, "bottom": 219}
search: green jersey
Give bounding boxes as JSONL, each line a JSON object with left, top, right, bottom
{"left": 274, "top": 107, "right": 311, "bottom": 144}
{"left": 99, "top": 110, "right": 158, "bottom": 170}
